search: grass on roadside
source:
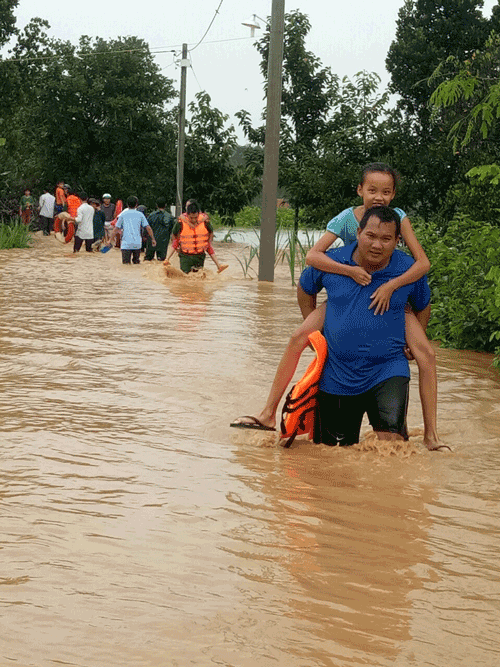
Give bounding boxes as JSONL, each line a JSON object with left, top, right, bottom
{"left": 0, "top": 217, "right": 32, "bottom": 249}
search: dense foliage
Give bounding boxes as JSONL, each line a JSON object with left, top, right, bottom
{"left": 0, "top": 18, "right": 258, "bottom": 213}
{"left": 413, "top": 215, "right": 500, "bottom": 362}
{"left": 386, "top": 0, "right": 490, "bottom": 118}
{"left": 184, "top": 93, "right": 260, "bottom": 224}
{"left": 238, "top": 11, "right": 395, "bottom": 226}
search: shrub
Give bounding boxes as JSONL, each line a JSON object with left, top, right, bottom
{"left": 413, "top": 214, "right": 500, "bottom": 362}
{"left": 0, "top": 218, "right": 32, "bottom": 249}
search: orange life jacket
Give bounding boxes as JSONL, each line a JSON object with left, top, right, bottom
{"left": 178, "top": 215, "right": 210, "bottom": 254}
{"left": 55, "top": 187, "right": 66, "bottom": 205}
{"left": 110, "top": 200, "right": 123, "bottom": 227}
{"left": 66, "top": 195, "right": 82, "bottom": 218}
{"left": 280, "top": 330, "right": 328, "bottom": 448}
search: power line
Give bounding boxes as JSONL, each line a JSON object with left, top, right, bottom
{"left": 2, "top": 46, "right": 177, "bottom": 64}
{"left": 189, "top": 0, "right": 225, "bottom": 53}
{"left": 194, "top": 36, "right": 254, "bottom": 47}
{"left": 0, "top": 34, "right": 253, "bottom": 65}
{"left": 190, "top": 61, "right": 204, "bottom": 92}
{"left": 161, "top": 51, "right": 179, "bottom": 71}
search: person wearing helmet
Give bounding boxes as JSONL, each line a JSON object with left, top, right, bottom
{"left": 101, "top": 194, "right": 116, "bottom": 243}
{"left": 101, "top": 193, "right": 115, "bottom": 222}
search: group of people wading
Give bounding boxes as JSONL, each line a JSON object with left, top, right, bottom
{"left": 83, "top": 194, "right": 227, "bottom": 272}
{"left": 22, "top": 181, "right": 228, "bottom": 273}
{"left": 106, "top": 196, "right": 226, "bottom": 270}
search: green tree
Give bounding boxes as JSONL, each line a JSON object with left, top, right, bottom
{"left": 0, "top": 17, "right": 53, "bottom": 193}
{"left": 430, "top": 31, "right": 500, "bottom": 149}
{"left": 311, "top": 71, "right": 392, "bottom": 223}
{"left": 237, "top": 10, "right": 337, "bottom": 229}
{"left": 184, "top": 92, "right": 260, "bottom": 224}
{"left": 427, "top": 30, "right": 500, "bottom": 223}
{"left": 0, "top": 0, "right": 17, "bottom": 47}
{"left": 0, "top": 0, "right": 20, "bottom": 183}
{"left": 4, "top": 24, "right": 178, "bottom": 202}
{"left": 383, "top": 0, "right": 496, "bottom": 216}
{"left": 386, "top": 0, "right": 489, "bottom": 119}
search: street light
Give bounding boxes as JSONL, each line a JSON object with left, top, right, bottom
{"left": 241, "top": 14, "right": 266, "bottom": 37}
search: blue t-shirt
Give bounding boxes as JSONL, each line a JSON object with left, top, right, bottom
{"left": 116, "top": 209, "right": 149, "bottom": 249}
{"left": 326, "top": 207, "right": 407, "bottom": 244}
{"left": 299, "top": 243, "right": 430, "bottom": 396}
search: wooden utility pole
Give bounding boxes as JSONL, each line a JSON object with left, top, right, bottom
{"left": 258, "top": 0, "right": 285, "bottom": 282}
{"left": 176, "top": 43, "right": 189, "bottom": 218}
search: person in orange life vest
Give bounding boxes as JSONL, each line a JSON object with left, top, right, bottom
{"left": 54, "top": 180, "right": 66, "bottom": 215}
{"left": 164, "top": 199, "right": 228, "bottom": 273}
{"left": 189, "top": 200, "right": 228, "bottom": 273}
{"left": 66, "top": 188, "right": 82, "bottom": 218}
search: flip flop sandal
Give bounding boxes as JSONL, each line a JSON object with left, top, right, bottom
{"left": 230, "top": 416, "right": 276, "bottom": 431}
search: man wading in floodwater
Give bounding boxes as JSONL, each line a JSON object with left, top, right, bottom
{"left": 233, "top": 206, "right": 450, "bottom": 449}
{"left": 110, "top": 196, "right": 156, "bottom": 264}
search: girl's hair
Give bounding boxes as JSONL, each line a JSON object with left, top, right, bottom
{"left": 360, "top": 162, "right": 399, "bottom": 189}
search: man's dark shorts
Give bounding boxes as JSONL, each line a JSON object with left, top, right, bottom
{"left": 179, "top": 252, "right": 205, "bottom": 273}
{"left": 313, "top": 376, "right": 409, "bottom": 447}
{"left": 38, "top": 215, "right": 53, "bottom": 235}
{"left": 121, "top": 249, "right": 141, "bottom": 264}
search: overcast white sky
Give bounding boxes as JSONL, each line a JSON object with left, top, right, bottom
{"left": 7, "top": 0, "right": 499, "bottom": 140}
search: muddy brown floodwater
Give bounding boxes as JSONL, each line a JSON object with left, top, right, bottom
{"left": 1, "top": 234, "right": 500, "bottom": 667}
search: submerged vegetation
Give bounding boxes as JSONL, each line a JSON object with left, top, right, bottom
{"left": 0, "top": 218, "right": 32, "bottom": 249}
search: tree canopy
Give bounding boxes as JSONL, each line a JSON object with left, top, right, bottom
{"left": 0, "top": 10, "right": 258, "bottom": 211}
{"left": 184, "top": 92, "right": 260, "bottom": 223}
{"left": 0, "top": 0, "right": 17, "bottom": 48}
{"left": 386, "top": 0, "right": 490, "bottom": 119}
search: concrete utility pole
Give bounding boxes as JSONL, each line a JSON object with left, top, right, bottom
{"left": 258, "top": 0, "right": 285, "bottom": 282}
{"left": 176, "top": 43, "right": 189, "bottom": 219}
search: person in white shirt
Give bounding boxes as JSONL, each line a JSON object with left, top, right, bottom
{"left": 73, "top": 192, "right": 95, "bottom": 253}
{"left": 38, "top": 187, "right": 55, "bottom": 236}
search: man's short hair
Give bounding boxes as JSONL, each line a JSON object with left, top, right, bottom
{"left": 156, "top": 196, "right": 167, "bottom": 209}
{"left": 127, "top": 196, "right": 138, "bottom": 209}
{"left": 186, "top": 201, "right": 200, "bottom": 215}
{"left": 80, "top": 191, "right": 88, "bottom": 201}
{"left": 359, "top": 205, "right": 401, "bottom": 238}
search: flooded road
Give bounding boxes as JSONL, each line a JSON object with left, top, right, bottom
{"left": 1, "top": 235, "right": 500, "bottom": 666}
